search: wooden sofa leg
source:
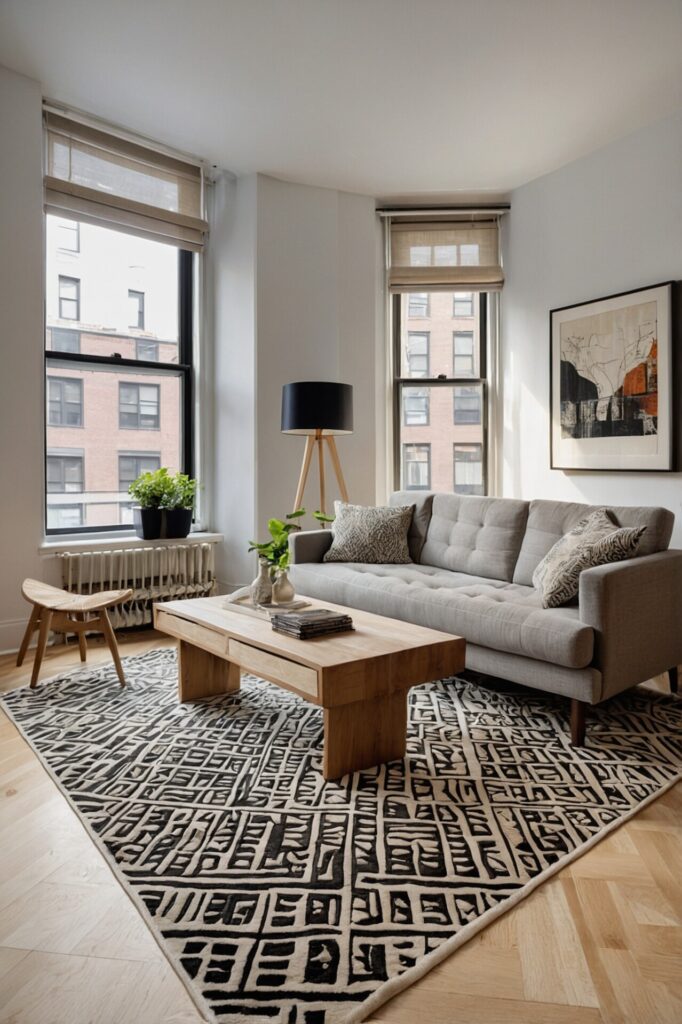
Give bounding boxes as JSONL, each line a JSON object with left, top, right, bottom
{"left": 570, "top": 699, "right": 587, "bottom": 747}
{"left": 668, "top": 666, "right": 679, "bottom": 694}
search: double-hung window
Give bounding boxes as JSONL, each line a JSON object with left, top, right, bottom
{"left": 389, "top": 216, "right": 503, "bottom": 494}
{"left": 43, "top": 109, "right": 207, "bottom": 534}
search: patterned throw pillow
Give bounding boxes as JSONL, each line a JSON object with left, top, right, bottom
{"left": 323, "top": 501, "right": 414, "bottom": 564}
{"left": 532, "top": 508, "right": 646, "bottom": 608}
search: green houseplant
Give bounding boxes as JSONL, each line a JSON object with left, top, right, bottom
{"left": 128, "top": 468, "right": 197, "bottom": 540}
{"left": 161, "top": 473, "right": 197, "bottom": 538}
{"left": 247, "top": 509, "right": 333, "bottom": 604}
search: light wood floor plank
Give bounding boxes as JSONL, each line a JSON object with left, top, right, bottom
{"left": 0, "top": 634, "right": 679, "bottom": 1023}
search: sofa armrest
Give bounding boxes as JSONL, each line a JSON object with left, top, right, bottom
{"left": 579, "top": 549, "right": 682, "bottom": 700}
{"left": 289, "top": 529, "right": 333, "bottom": 564}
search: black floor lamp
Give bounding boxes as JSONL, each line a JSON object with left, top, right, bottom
{"left": 281, "top": 381, "right": 353, "bottom": 515}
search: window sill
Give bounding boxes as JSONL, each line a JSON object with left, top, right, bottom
{"left": 39, "top": 531, "right": 223, "bottom": 555}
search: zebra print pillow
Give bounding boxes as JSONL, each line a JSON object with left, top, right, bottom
{"left": 532, "top": 508, "right": 646, "bottom": 608}
{"left": 323, "top": 501, "right": 414, "bottom": 564}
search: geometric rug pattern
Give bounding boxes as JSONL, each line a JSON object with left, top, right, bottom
{"left": 2, "top": 648, "right": 681, "bottom": 1024}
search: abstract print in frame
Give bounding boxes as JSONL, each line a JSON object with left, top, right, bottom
{"left": 550, "top": 282, "right": 673, "bottom": 471}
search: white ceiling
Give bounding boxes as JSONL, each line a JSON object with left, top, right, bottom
{"left": 2, "top": 0, "right": 682, "bottom": 200}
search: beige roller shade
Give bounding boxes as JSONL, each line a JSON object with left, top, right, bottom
{"left": 389, "top": 220, "right": 503, "bottom": 291}
{"left": 44, "top": 112, "right": 208, "bottom": 250}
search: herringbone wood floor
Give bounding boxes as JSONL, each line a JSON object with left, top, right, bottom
{"left": 0, "top": 632, "right": 680, "bottom": 1024}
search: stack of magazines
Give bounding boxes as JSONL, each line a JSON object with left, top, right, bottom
{"left": 270, "top": 608, "right": 354, "bottom": 640}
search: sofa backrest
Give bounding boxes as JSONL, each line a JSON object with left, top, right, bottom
{"left": 389, "top": 491, "right": 674, "bottom": 585}
{"left": 512, "top": 499, "right": 674, "bottom": 585}
{"left": 400, "top": 493, "right": 530, "bottom": 582}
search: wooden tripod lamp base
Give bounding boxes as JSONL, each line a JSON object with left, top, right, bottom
{"left": 282, "top": 381, "right": 354, "bottom": 517}
{"left": 294, "top": 430, "right": 349, "bottom": 516}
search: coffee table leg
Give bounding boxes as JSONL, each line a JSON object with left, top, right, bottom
{"left": 323, "top": 691, "right": 408, "bottom": 780}
{"left": 178, "top": 640, "right": 241, "bottom": 702}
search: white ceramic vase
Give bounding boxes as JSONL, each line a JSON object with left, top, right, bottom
{"left": 250, "top": 558, "right": 273, "bottom": 605}
{"left": 272, "top": 568, "right": 295, "bottom": 604}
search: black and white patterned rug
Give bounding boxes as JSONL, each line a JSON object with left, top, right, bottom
{"left": 2, "top": 649, "right": 681, "bottom": 1024}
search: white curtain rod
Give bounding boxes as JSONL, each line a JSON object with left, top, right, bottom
{"left": 377, "top": 206, "right": 510, "bottom": 217}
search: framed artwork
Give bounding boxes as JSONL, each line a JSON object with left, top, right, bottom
{"left": 550, "top": 282, "right": 673, "bottom": 472}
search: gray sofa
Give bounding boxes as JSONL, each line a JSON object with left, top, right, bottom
{"left": 289, "top": 492, "right": 682, "bottom": 744}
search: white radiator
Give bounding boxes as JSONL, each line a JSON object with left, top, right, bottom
{"left": 59, "top": 543, "right": 217, "bottom": 628}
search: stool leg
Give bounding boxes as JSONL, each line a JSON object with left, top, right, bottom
{"left": 77, "top": 614, "right": 87, "bottom": 662}
{"left": 99, "top": 609, "right": 126, "bottom": 688}
{"left": 17, "top": 604, "right": 40, "bottom": 667}
{"left": 31, "top": 610, "right": 52, "bottom": 688}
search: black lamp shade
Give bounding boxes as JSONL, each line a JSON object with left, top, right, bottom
{"left": 281, "top": 381, "right": 353, "bottom": 435}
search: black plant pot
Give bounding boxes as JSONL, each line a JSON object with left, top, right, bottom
{"left": 133, "top": 507, "right": 162, "bottom": 540}
{"left": 163, "top": 507, "right": 193, "bottom": 539}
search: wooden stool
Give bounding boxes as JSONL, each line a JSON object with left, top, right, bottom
{"left": 17, "top": 579, "right": 133, "bottom": 688}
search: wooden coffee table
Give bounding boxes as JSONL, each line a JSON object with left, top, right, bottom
{"left": 154, "top": 596, "right": 465, "bottom": 780}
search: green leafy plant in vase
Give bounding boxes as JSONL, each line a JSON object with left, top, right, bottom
{"left": 248, "top": 508, "right": 331, "bottom": 604}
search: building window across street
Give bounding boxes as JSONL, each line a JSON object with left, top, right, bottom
{"left": 118, "top": 452, "right": 161, "bottom": 492}
{"left": 402, "top": 443, "right": 431, "bottom": 489}
{"left": 454, "top": 443, "right": 484, "bottom": 495}
{"left": 119, "top": 382, "right": 161, "bottom": 429}
{"left": 406, "top": 332, "right": 430, "bottom": 377}
{"left": 47, "top": 452, "right": 84, "bottom": 493}
{"left": 453, "top": 385, "right": 482, "bottom": 425}
{"left": 408, "top": 293, "right": 430, "bottom": 318}
{"left": 58, "top": 276, "right": 80, "bottom": 320}
{"left": 453, "top": 331, "right": 475, "bottom": 375}
{"left": 47, "top": 376, "right": 83, "bottom": 427}
{"left": 50, "top": 328, "right": 80, "bottom": 353}
{"left": 47, "top": 503, "right": 84, "bottom": 530}
{"left": 402, "top": 388, "right": 429, "bottom": 426}
{"left": 136, "top": 339, "right": 159, "bottom": 361}
{"left": 128, "top": 289, "right": 145, "bottom": 329}
{"left": 453, "top": 292, "right": 473, "bottom": 317}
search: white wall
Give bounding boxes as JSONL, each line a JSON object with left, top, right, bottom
{"left": 0, "top": 67, "right": 59, "bottom": 652}
{"left": 211, "top": 174, "right": 379, "bottom": 589}
{"left": 501, "top": 109, "right": 682, "bottom": 545}
{"left": 210, "top": 173, "right": 258, "bottom": 589}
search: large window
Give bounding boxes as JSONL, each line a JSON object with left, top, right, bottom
{"left": 58, "top": 276, "right": 80, "bottom": 320}
{"left": 47, "top": 376, "right": 83, "bottom": 426}
{"left": 45, "top": 216, "right": 193, "bottom": 534}
{"left": 395, "top": 291, "right": 487, "bottom": 493}
{"left": 454, "top": 444, "right": 484, "bottom": 495}
{"left": 119, "top": 382, "right": 160, "bottom": 429}
{"left": 402, "top": 443, "right": 431, "bottom": 490}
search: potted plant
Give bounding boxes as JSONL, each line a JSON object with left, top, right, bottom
{"left": 128, "top": 467, "right": 172, "bottom": 539}
{"left": 248, "top": 509, "right": 330, "bottom": 603}
{"left": 128, "top": 468, "right": 197, "bottom": 540}
{"left": 161, "top": 472, "right": 197, "bottom": 538}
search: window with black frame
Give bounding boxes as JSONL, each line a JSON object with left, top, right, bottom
{"left": 43, "top": 110, "right": 207, "bottom": 534}
{"left": 389, "top": 216, "right": 503, "bottom": 495}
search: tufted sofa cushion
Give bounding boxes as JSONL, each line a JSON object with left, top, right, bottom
{"left": 419, "top": 494, "right": 529, "bottom": 582}
{"left": 289, "top": 561, "right": 594, "bottom": 669}
{"left": 513, "top": 499, "right": 674, "bottom": 586}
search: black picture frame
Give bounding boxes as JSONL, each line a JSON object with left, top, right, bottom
{"left": 549, "top": 281, "right": 675, "bottom": 473}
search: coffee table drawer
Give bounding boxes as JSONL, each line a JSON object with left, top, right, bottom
{"left": 228, "top": 639, "right": 319, "bottom": 700}
{"left": 155, "top": 607, "right": 228, "bottom": 659}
